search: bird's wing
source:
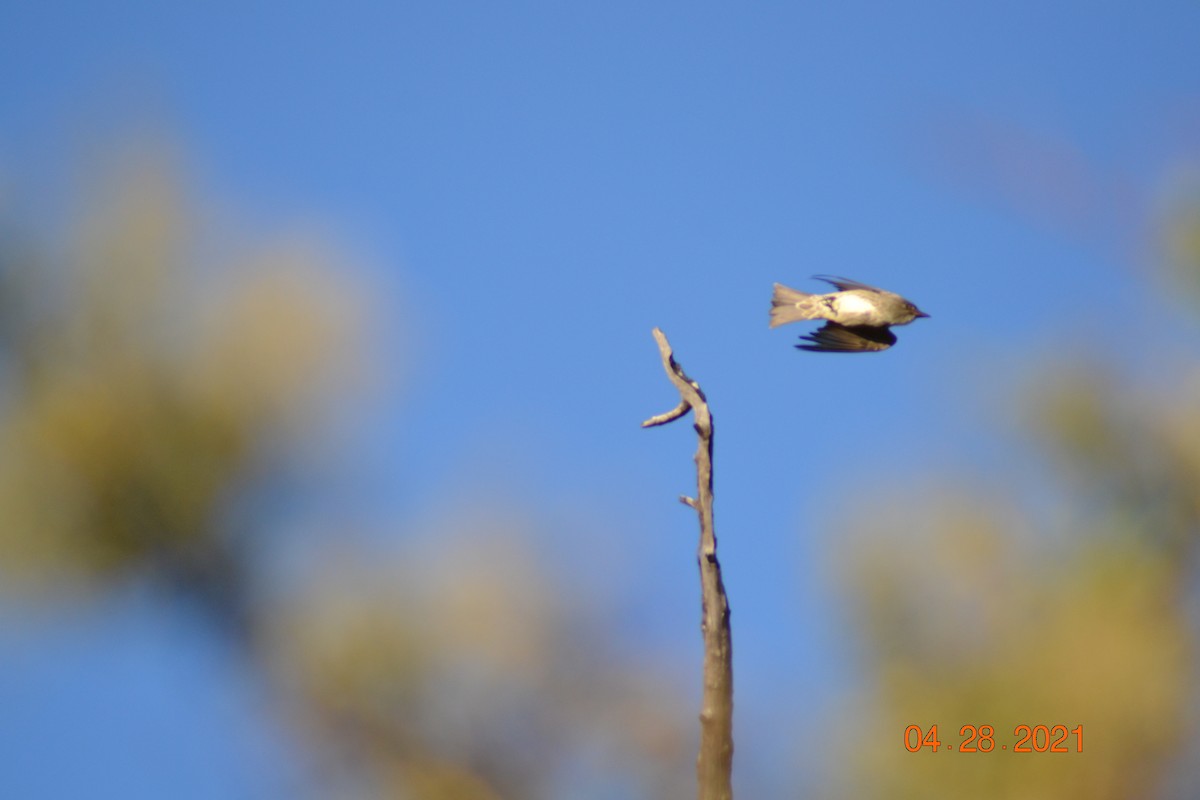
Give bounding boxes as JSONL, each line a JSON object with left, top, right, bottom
{"left": 796, "top": 322, "right": 896, "bottom": 352}
{"left": 812, "top": 275, "right": 884, "bottom": 293}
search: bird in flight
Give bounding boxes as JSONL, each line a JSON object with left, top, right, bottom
{"left": 769, "top": 275, "right": 929, "bottom": 352}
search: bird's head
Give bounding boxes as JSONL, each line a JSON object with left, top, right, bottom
{"left": 901, "top": 301, "right": 930, "bottom": 324}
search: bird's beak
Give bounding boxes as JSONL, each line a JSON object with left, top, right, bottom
{"left": 915, "top": 310, "right": 930, "bottom": 319}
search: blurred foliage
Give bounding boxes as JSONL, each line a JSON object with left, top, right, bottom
{"left": 0, "top": 160, "right": 357, "bottom": 630}
{"left": 834, "top": 498, "right": 1189, "bottom": 800}
{"left": 1029, "top": 364, "right": 1200, "bottom": 562}
{"left": 11, "top": 145, "right": 1199, "bottom": 799}
{"left": 266, "top": 524, "right": 692, "bottom": 799}
{"left": 0, "top": 160, "right": 355, "bottom": 638}
{"left": 830, "top": 209, "right": 1200, "bottom": 797}
{"left": 1165, "top": 187, "right": 1200, "bottom": 308}
{"left": 0, "top": 157, "right": 692, "bottom": 798}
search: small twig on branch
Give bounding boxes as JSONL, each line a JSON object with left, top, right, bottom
{"left": 642, "top": 327, "right": 734, "bottom": 800}
{"left": 643, "top": 400, "right": 691, "bottom": 428}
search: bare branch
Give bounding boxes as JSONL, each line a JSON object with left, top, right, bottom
{"left": 642, "top": 400, "right": 691, "bottom": 428}
{"left": 642, "top": 326, "right": 734, "bottom": 800}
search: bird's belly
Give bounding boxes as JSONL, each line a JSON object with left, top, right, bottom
{"left": 831, "top": 293, "right": 879, "bottom": 325}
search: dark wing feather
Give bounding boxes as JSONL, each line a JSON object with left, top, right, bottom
{"left": 812, "top": 275, "right": 884, "bottom": 293}
{"left": 796, "top": 322, "right": 896, "bottom": 352}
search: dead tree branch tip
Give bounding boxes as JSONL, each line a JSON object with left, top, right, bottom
{"left": 642, "top": 327, "right": 734, "bottom": 800}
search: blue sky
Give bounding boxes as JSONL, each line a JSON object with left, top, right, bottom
{"left": 2, "top": 2, "right": 1199, "bottom": 796}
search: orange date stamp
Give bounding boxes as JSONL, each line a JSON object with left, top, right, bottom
{"left": 904, "top": 724, "right": 1083, "bottom": 753}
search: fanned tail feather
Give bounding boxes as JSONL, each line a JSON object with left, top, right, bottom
{"left": 769, "top": 283, "right": 820, "bottom": 327}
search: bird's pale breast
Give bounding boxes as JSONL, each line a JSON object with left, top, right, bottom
{"left": 830, "top": 292, "right": 880, "bottom": 325}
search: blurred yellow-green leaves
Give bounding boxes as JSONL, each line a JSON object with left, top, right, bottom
{"left": 1165, "top": 182, "right": 1200, "bottom": 309}
{"left": 0, "top": 158, "right": 362, "bottom": 597}
{"left": 834, "top": 494, "right": 1190, "bottom": 800}
{"left": 830, "top": 263, "right": 1200, "bottom": 798}
{"left": 0, "top": 154, "right": 691, "bottom": 797}
{"left": 5, "top": 146, "right": 1200, "bottom": 798}
{"left": 264, "top": 528, "right": 691, "bottom": 798}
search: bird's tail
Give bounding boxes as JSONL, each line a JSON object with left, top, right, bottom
{"left": 770, "top": 283, "right": 821, "bottom": 327}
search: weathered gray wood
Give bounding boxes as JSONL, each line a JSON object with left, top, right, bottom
{"left": 642, "top": 327, "right": 733, "bottom": 800}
